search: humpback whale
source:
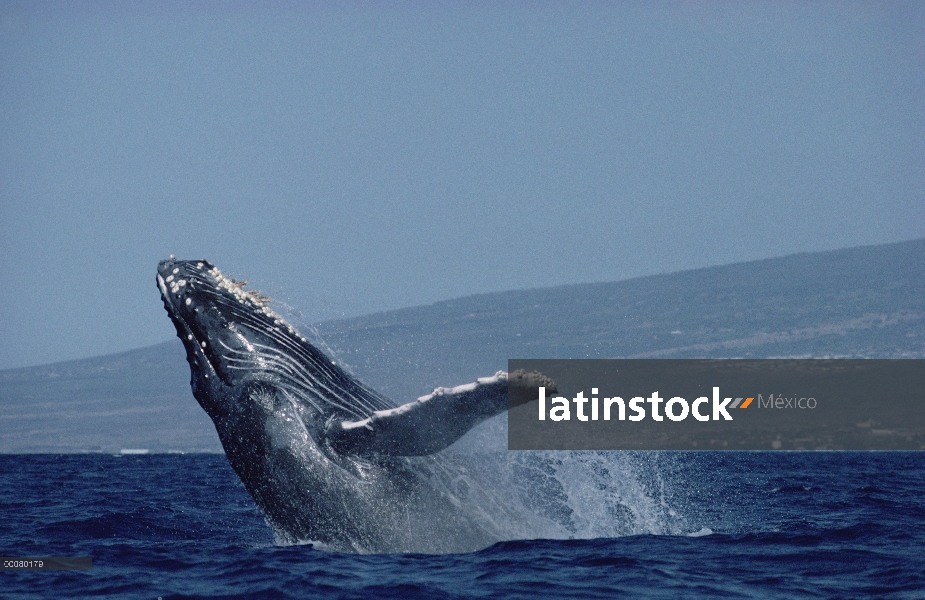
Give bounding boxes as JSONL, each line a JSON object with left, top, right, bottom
{"left": 157, "top": 258, "right": 554, "bottom": 553}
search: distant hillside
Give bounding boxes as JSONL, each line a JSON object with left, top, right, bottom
{"left": 2, "top": 238, "right": 923, "bottom": 453}
{"left": 315, "top": 238, "right": 925, "bottom": 401}
{"left": 0, "top": 342, "right": 213, "bottom": 453}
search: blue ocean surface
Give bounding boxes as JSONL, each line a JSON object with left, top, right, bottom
{"left": 1, "top": 452, "right": 924, "bottom": 599}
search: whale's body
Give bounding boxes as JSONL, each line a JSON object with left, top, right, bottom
{"left": 157, "top": 258, "right": 551, "bottom": 553}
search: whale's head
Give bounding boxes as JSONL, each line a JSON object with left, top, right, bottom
{"left": 157, "top": 258, "right": 307, "bottom": 411}
{"left": 157, "top": 257, "right": 389, "bottom": 426}
{"left": 158, "top": 259, "right": 268, "bottom": 410}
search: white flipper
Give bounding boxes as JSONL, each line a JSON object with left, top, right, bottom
{"left": 324, "top": 370, "right": 556, "bottom": 457}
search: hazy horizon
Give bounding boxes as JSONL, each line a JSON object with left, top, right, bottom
{"left": 2, "top": 236, "right": 922, "bottom": 373}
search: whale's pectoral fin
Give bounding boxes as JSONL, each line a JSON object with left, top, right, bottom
{"left": 323, "top": 370, "right": 557, "bottom": 457}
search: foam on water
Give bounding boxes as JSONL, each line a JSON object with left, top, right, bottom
{"left": 302, "top": 413, "right": 695, "bottom": 552}
{"left": 431, "top": 450, "right": 688, "bottom": 544}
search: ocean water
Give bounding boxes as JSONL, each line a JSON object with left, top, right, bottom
{"left": 2, "top": 451, "right": 924, "bottom": 599}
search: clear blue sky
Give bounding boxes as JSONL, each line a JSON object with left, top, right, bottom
{"left": 1, "top": 2, "right": 923, "bottom": 370}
